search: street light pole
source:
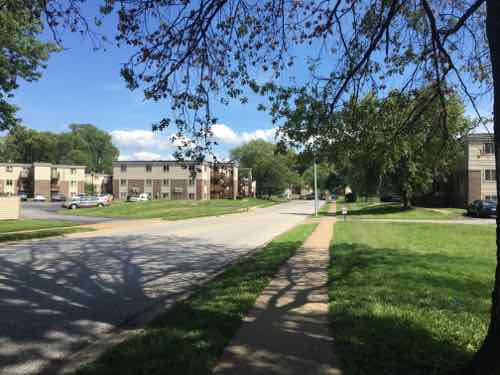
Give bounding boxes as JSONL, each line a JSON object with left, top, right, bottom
{"left": 314, "top": 158, "right": 318, "bottom": 216}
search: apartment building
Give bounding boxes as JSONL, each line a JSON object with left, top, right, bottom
{"left": 113, "top": 160, "right": 238, "bottom": 200}
{"left": 0, "top": 162, "right": 86, "bottom": 198}
{"left": 85, "top": 173, "right": 113, "bottom": 195}
{"left": 455, "top": 134, "right": 497, "bottom": 206}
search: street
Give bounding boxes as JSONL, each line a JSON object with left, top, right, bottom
{"left": 0, "top": 200, "right": 317, "bottom": 375}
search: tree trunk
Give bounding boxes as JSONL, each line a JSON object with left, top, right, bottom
{"left": 464, "top": 1, "right": 500, "bottom": 373}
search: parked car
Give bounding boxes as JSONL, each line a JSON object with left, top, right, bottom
{"left": 33, "top": 194, "right": 46, "bottom": 202}
{"left": 127, "top": 193, "right": 150, "bottom": 202}
{"left": 381, "top": 193, "right": 401, "bottom": 202}
{"left": 51, "top": 193, "right": 66, "bottom": 202}
{"left": 467, "top": 200, "right": 497, "bottom": 218}
{"left": 18, "top": 192, "right": 28, "bottom": 201}
{"left": 63, "top": 195, "right": 105, "bottom": 209}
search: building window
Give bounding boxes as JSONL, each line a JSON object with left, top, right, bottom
{"left": 484, "top": 169, "right": 496, "bottom": 181}
{"left": 189, "top": 193, "right": 195, "bottom": 200}
{"left": 146, "top": 165, "right": 152, "bottom": 172}
{"left": 485, "top": 195, "right": 498, "bottom": 201}
{"left": 70, "top": 181, "right": 77, "bottom": 187}
{"left": 188, "top": 178, "right": 195, "bottom": 186}
{"left": 484, "top": 143, "right": 495, "bottom": 154}
{"left": 163, "top": 179, "right": 169, "bottom": 186}
{"left": 163, "top": 165, "right": 169, "bottom": 172}
{"left": 120, "top": 192, "right": 127, "bottom": 199}
{"left": 121, "top": 164, "right": 127, "bottom": 172}
{"left": 70, "top": 168, "right": 77, "bottom": 174}
{"left": 6, "top": 165, "right": 13, "bottom": 173}
{"left": 145, "top": 179, "right": 152, "bottom": 186}
{"left": 6, "top": 179, "right": 13, "bottom": 186}
{"left": 120, "top": 179, "right": 127, "bottom": 186}
{"left": 162, "top": 193, "right": 169, "bottom": 199}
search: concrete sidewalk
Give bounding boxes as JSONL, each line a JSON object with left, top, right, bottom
{"left": 213, "top": 218, "right": 340, "bottom": 375}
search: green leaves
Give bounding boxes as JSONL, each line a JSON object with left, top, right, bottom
{"left": 0, "top": 1, "right": 57, "bottom": 130}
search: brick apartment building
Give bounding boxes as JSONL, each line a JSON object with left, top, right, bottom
{"left": 112, "top": 160, "right": 239, "bottom": 200}
{"left": 454, "top": 133, "right": 497, "bottom": 206}
{"left": 0, "top": 162, "right": 86, "bottom": 198}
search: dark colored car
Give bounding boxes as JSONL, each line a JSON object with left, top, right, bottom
{"left": 467, "top": 200, "right": 497, "bottom": 218}
{"left": 18, "top": 192, "right": 28, "bottom": 201}
{"left": 51, "top": 193, "right": 67, "bottom": 202}
{"left": 381, "top": 193, "right": 401, "bottom": 202}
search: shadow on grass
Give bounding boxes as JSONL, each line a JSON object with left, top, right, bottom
{"left": 337, "top": 203, "right": 410, "bottom": 216}
{"left": 329, "top": 242, "right": 491, "bottom": 375}
{"left": 76, "top": 224, "right": 317, "bottom": 375}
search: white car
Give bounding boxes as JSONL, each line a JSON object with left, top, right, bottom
{"left": 33, "top": 194, "right": 46, "bottom": 202}
{"left": 127, "top": 193, "right": 150, "bottom": 202}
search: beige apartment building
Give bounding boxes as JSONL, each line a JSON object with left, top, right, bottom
{"left": 85, "top": 173, "right": 113, "bottom": 195}
{"left": 112, "top": 160, "right": 239, "bottom": 200}
{"left": 0, "top": 162, "right": 86, "bottom": 198}
{"left": 455, "top": 134, "right": 497, "bottom": 206}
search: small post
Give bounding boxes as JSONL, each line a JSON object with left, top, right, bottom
{"left": 342, "top": 206, "right": 348, "bottom": 221}
{"left": 314, "top": 158, "right": 318, "bottom": 216}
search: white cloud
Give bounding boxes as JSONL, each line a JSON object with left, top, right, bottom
{"left": 111, "top": 125, "right": 278, "bottom": 161}
{"left": 111, "top": 129, "right": 177, "bottom": 161}
{"left": 211, "top": 124, "right": 277, "bottom": 145}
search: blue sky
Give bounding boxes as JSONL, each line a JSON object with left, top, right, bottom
{"left": 10, "top": 2, "right": 493, "bottom": 160}
{"left": 11, "top": 3, "right": 279, "bottom": 160}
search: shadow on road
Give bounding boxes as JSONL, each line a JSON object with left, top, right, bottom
{"left": 0, "top": 234, "right": 244, "bottom": 375}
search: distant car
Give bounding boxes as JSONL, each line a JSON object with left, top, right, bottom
{"left": 63, "top": 195, "right": 105, "bottom": 209}
{"left": 18, "top": 192, "right": 28, "bottom": 201}
{"left": 51, "top": 193, "right": 66, "bottom": 202}
{"left": 97, "top": 195, "right": 109, "bottom": 204}
{"left": 381, "top": 193, "right": 401, "bottom": 202}
{"left": 127, "top": 193, "right": 150, "bottom": 202}
{"left": 467, "top": 200, "right": 497, "bottom": 218}
{"left": 33, "top": 194, "right": 46, "bottom": 202}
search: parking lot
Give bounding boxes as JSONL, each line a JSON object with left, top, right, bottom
{"left": 20, "top": 202, "right": 113, "bottom": 224}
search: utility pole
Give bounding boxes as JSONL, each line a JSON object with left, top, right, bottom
{"left": 314, "top": 158, "right": 318, "bottom": 216}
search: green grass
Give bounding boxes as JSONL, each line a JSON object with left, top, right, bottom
{"left": 0, "top": 226, "right": 95, "bottom": 243}
{"left": 0, "top": 219, "right": 80, "bottom": 234}
{"left": 336, "top": 199, "right": 466, "bottom": 220}
{"left": 329, "top": 222, "right": 494, "bottom": 374}
{"left": 60, "top": 198, "right": 277, "bottom": 220}
{"left": 77, "top": 223, "right": 317, "bottom": 375}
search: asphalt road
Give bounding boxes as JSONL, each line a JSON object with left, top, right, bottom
{"left": 21, "top": 202, "right": 113, "bottom": 224}
{"left": 0, "top": 200, "right": 318, "bottom": 375}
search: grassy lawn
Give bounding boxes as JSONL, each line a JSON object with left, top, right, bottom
{"left": 0, "top": 227, "right": 95, "bottom": 243}
{"left": 76, "top": 223, "right": 317, "bottom": 375}
{"left": 0, "top": 218, "right": 79, "bottom": 233}
{"left": 336, "top": 199, "right": 466, "bottom": 220}
{"left": 0, "top": 219, "right": 94, "bottom": 243}
{"left": 60, "top": 198, "right": 279, "bottom": 220}
{"left": 329, "top": 222, "right": 494, "bottom": 374}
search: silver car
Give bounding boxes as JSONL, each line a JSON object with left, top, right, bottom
{"left": 63, "top": 195, "right": 105, "bottom": 209}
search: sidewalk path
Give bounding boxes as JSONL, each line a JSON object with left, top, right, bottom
{"left": 213, "top": 218, "right": 340, "bottom": 375}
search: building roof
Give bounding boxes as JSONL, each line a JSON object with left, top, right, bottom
{"left": 465, "top": 133, "right": 494, "bottom": 143}
{"left": 0, "top": 162, "right": 86, "bottom": 168}
{"left": 113, "top": 160, "right": 237, "bottom": 166}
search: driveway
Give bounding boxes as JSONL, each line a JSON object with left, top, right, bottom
{"left": 21, "top": 202, "right": 113, "bottom": 224}
{"left": 0, "top": 200, "right": 318, "bottom": 375}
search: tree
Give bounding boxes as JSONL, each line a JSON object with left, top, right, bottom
{"left": 8, "top": 0, "right": 500, "bottom": 372}
{"left": 0, "top": 1, "right": 56, "bottom": 130}
{"left": 230, "top": 140, "right": 301, "bottom": 197}
{"left": 0, "top": 124, "right": 119, "bottom": 173}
